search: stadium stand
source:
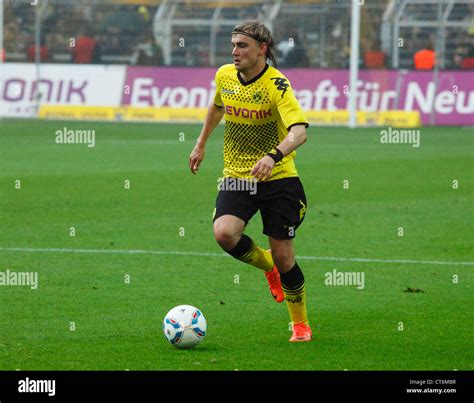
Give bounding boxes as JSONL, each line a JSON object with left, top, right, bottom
{"left": 2, "top": 0, "right": 473, "bottom": 69}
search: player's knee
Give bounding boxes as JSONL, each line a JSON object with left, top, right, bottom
{"left": 272, "top": 250, "right": 295, "bottom": 273}
{"left": 213, "top": 226, "right": 239, "bottom": 251}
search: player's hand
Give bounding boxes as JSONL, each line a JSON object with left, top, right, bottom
{"left": 189, "top": 145, "right": 205, "bottom": 174}
{"left": 250, "top": 155, "right": 275, "bottom": 182}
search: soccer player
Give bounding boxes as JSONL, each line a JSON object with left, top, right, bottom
{"left": 189, "top": 21, "right": 311, "bottom": 342}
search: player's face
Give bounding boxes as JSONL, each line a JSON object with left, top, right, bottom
{"left": 231, "top": 34, "right": 266, "bottom": 72}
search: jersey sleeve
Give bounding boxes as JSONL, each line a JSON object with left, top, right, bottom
{"left": 272, "top": 76, "right": 309, "bottom": 130}
{"left": 213, "top": 67, "right": 224, "bottom": 108}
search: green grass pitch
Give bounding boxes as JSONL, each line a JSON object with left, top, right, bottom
{"left": 0, "top": 119, "right": 472, "bottom": 370}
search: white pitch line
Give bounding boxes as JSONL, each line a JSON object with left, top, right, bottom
{"left": 0, "top": 247, "right": 473, "bottom": 266}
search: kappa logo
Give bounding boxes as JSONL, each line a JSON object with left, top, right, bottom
{"left": 270, "top": 77, "right": 289, "bottom": 98}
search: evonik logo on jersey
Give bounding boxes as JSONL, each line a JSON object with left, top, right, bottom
{"left": 224, "top": 104, "right": 272, "bottom": 119}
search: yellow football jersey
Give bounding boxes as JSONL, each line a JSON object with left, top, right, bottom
{"left": 214, "top": 63, "right": 308, "bottom": 181}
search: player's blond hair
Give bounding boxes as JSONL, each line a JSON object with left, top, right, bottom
{"left": 232, "top": 20, "right": 278, "bottom": 67}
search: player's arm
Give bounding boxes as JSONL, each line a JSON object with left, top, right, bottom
{"left": 251, "top": 124, "right": 307, "bottom": 181}
{"left": 274, "top": 124, "right": 307, "bottom": 156}
{"left": 189, "top": 103, "right": 224, "bottom": 174}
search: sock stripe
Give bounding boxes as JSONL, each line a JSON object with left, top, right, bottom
{"left": 283, "top": 284, "right": 305, "bottom": 292}
{"left": 281, "top": 262, "right": 309, "bottom": 326}
{"left": 282, "top": 281, "right": 305, "bottom": 294}
{"left": 282, "top": 280, "right": 305, "bottom": 290}
{"left": 227, "top": 235, "right": 274, "bottom": 272}
{"left": 228, "top": 234, "right": 252, "bottom": 259}
{"left": 283, "top": 286, "right": 305, "bottom": 296}
{"left": 238, "top": 243, "right": 256, "bottom": 262}
{"left": 280, "top": 262, "right": 304, "bottom": 287}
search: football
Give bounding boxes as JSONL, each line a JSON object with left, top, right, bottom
{"left": 163, "top": 305, "right": 207, "bottom": 349}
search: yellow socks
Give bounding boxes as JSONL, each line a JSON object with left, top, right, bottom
{"left": 227, "top": 234, "right": 274, "bottom": 272}
{"left": 228, "top": 236, "right": 309, "bottom": 326}
{"left": 280, "top": 262, "right": 309, "bottom": 325}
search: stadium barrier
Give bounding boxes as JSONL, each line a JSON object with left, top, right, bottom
{"left": 37, "top": 105, "right": 421, "bottom": 128}
{"left": 37, "top": 105, "right": 208, "bottom": 122}
{"left": 2, "top": 64, "right": 473, "bottom": 126}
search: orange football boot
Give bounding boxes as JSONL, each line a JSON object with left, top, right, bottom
{"left": 289, "top": 323, "right": 313, "bottom": 342}
{"left": 264, "top": 265, "right": 285, "bottom": 303}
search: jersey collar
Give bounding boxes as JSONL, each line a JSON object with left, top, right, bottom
{"left": 237, "top": 63, "right": 269, "bottom": 86}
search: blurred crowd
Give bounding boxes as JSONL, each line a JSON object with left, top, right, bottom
{"left": 2, "top": 1, "right": 473, "bottom": 69}
{"left": 4, "top": 2, "right": 163, "bottom": 65}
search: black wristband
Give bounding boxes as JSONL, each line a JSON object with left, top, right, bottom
{"left": 266, "top": 147, "right": 284, "bottom": 163}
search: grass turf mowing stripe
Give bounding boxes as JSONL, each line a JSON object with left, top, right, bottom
{"left": 0, "top": 246, "right": 472, "bottom": 266}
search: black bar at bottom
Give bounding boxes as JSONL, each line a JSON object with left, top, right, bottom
{"left": 0, "top": 370, "right": 472, "bottom": 402}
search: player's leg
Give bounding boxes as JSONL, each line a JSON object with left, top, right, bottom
{"left": 260, "top": 177, "right": 311, "bottom": 341}
{"left": 214, "top": 215, "right": 283, "bottom": 302}
{"left": 269, "top": 237, "right": 311, "bottom": 342}
{"left": 213, "top": 214, "right": 245, "bottom": 251}
{"left": 213, "top": 214, "right": 276, "bottom": 272}
{"left": 213, "top": 181, "right": 275, "bottom": 275}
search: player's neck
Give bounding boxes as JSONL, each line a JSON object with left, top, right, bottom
{"left": 239, "top": 61, "right": 267, "bottom": 83}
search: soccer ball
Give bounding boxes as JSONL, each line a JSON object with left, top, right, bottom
{"left": 163, "top": 305, "right": 207, "bottom": 349}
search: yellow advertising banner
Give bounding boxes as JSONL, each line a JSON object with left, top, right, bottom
{"left": 39, "top": 106, "right": 421, "bottom": 128}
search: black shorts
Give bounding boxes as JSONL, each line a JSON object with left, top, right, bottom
{"left": 213, "top": 177, "right": 307, "bottom": 240}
